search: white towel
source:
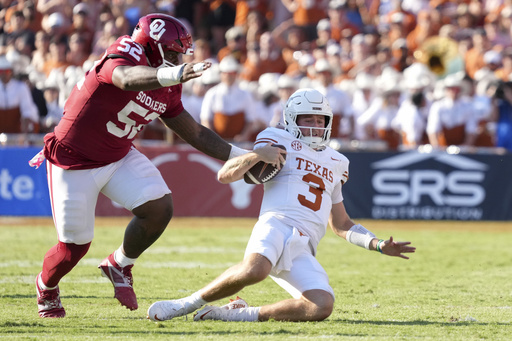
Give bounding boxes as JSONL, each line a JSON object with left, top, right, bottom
{"left": 274, "top": 227, "right": 310, "bottom": 274}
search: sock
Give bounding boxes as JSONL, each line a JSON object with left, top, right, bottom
{"left": 188, "top": 292, "right": 208, "bottom": 309}
{"left": 114, "top": 246, "right": 137, "bottom": 267}
{"left": 41, "top": 241, "right": 91, "bottom": 288}
{"left": 38, "top": 273, "right": 57, "bottom": 290}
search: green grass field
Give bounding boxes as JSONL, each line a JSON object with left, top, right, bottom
{"left": 1, "top": 217, "right": 511, "bottom": 340}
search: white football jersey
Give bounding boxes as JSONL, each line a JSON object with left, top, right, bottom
{"left": 254, "top": 128, "right": 349, "bottom": 250}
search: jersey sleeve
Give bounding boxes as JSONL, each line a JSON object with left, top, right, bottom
{"left": 254, "top": 128, "right": 281, "bottom": 148}
{"left": 332, "top": 181, "right": 343, "bottom": 204}
{"left": 97, "top": 57, "right": 137, "bottom": 85}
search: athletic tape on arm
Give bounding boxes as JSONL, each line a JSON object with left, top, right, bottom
{"left": 228, "top": 144, "right": 250, "bottom": 160}
{"left": 157, "top": 65, "right": 185, "bottom": 87}
{"left": 346, "top": 224, "right": 376, "bottom": 250}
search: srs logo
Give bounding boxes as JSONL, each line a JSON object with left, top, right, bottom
{"left": 370, "top": 152, "right": 488, "bottom": 220}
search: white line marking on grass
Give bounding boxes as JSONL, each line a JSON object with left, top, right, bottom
{"left": 141, "top": 261, "right": 235, "bottom": 269}
{"left": 0, "top": 260, "right": 41, "bottom": 267}
{"left": 145, "top": 246, "right": 244, "bottom": 254}
{"left": 79, "top": 258, "right": 235, "bottom": 269}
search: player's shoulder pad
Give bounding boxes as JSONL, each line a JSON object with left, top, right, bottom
{"left": 254, "top": 127, "right": 292, "bottom": 147}
{"left": 325, "top": 148, "right": 350, "bottom": 184}
{"left": 105, "top": 35, "right": 146, "bottom": 66}
{"left": 326, "top": 148, "right": 349, "bottom": 164}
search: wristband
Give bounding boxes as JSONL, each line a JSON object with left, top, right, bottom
{"left": 376, "top": 239, "right": 384, "bottom": 253}
{"left": 346, "top": 224, "right": 376, "bottom": 250}
{"left": 156, "top": 65, "right": 185, "bottom": 87}
{"left": 228, "top": 144, "right": 250, "bottom": 160}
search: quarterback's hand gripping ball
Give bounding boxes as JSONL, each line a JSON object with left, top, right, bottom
{"left": 244, "top": 144, "right": 287, "bottom": 185}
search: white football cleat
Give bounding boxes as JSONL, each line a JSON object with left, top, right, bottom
{"left": 193, "top": 305, "right": 223, "bottom": 321}
{"left": 194, "top": 296, "right": 250, "bottom": 321}
{"left": 220, "top": 296, "right": 249, "bottom": 310}
{"left": 147, "top": 298, "right": 198, "bottom": 321}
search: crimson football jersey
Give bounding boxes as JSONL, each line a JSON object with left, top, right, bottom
{"left": 44, "top": 35, "right": 184, "bottom": 169}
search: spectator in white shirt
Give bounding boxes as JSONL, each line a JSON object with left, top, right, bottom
{"left": 0, "top": 56, "right": 39, "bottom": 134}
{"left": 200, "top": 56, "right": 258, "bottom": 142}
{"left": 426, "top": 72, "right": 479, "bottom": 148}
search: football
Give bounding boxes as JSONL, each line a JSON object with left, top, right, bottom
{"left": 244, "top": 144, "right": 287, "bottom": 185}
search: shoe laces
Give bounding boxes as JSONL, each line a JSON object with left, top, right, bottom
{"left": 121, "top": 264, "right": 134, "bottom": 287}
{"left": 39, "top": 289, "right": 61, "bottom": 309}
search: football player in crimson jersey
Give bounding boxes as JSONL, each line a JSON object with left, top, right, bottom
{"left": 33, "top": 14, "right": 249, "bottom": 318}
{"left": 148, "top": 89, "right": 415, "bottom": 323}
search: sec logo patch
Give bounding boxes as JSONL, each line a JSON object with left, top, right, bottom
{"left": 291, "top": 140, "right": 302, "bottom": 151}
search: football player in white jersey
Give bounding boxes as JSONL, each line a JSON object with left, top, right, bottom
{"left": 148, "top": 88, "right": 416, "bottom": 322}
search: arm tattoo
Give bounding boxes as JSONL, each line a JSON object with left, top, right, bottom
{"left": 226, "top": 158, "right": 252, "bottom": 171}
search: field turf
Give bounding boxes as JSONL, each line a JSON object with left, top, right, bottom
{"left": 1, "top": 217, "right": 511, "bottom": 340}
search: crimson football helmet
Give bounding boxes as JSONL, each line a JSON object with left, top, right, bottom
{"left": 132, "top": 14, "right": 193, "bottom": 68}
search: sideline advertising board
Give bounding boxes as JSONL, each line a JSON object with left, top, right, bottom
{"left": 1, "top": 146, "right": 510, "bottom": 221}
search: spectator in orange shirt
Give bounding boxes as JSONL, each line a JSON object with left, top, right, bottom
{"left": 328, "top": 0, "right": 360, "bottom": 42}
{"left": 272, "top": 18, "right": 311, "bottom": 74}
{"left": 495, "top": 48, "right": 512, "bottom": 81}
{"left": 465, "top": 28, "right": 491, "bottom": 79}
{"left": 239, "top": 32, "right": 287, "bottom": 82}
{"left": 281, "top": 0, "right": 329, "bottom": 40}
{"left": 217, "top": 26, "right": 247, "bottom": 64}
{"left": 234, "top": 0, "right": 269, "bottom": 27}
{"left": 383, "top": 0, "right": 417, "bottom": 36}
{"left": 42, "top": 35, "right": 71, "bottom": 77}
{"left": 406, "top": 9, "right": 441, "bottom": 53}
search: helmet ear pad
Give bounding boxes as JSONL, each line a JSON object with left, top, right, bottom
{"left": 132, "top": 14, "right": 193, "bottom": 68}
{"left": 283, "top": 88, "right": 333, "bottom": 148}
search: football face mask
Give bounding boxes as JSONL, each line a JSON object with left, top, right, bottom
{"left": 283, "top": 88, "right": 333, "bottom": 149}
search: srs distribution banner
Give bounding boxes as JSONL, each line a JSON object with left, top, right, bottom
{"left": 1, "top": 146, "right": 511, "bottom": 220}
{"left": 0, "top": 147, "right": 51, "bottom": 216}
{"left": 342, "top": 151, "right": 512, "bottom": 221}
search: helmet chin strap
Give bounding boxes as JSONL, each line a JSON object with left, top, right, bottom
{"left": 297, "top": 126, "right": 329, "bottom": 149}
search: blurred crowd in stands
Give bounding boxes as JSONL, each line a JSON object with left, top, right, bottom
{"left": 0, "top": 0, "right": 511, "bottom": 153}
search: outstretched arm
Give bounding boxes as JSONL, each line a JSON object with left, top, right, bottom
{"left": 329, "top": 201, "right": 416, "bottom": 259}
{"left": 160, "top": 110, "right": 233, "bottom": 161}
{"left": 111, "top": 61, "right": 212, "bottom": 91}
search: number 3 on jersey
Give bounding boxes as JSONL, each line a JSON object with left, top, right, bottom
{"left": 298, "top": 173, "right": 325, "bottom": 212}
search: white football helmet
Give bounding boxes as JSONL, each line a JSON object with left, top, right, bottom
{"left": 283, "top": 88, "right": 333, "bottom": 149}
